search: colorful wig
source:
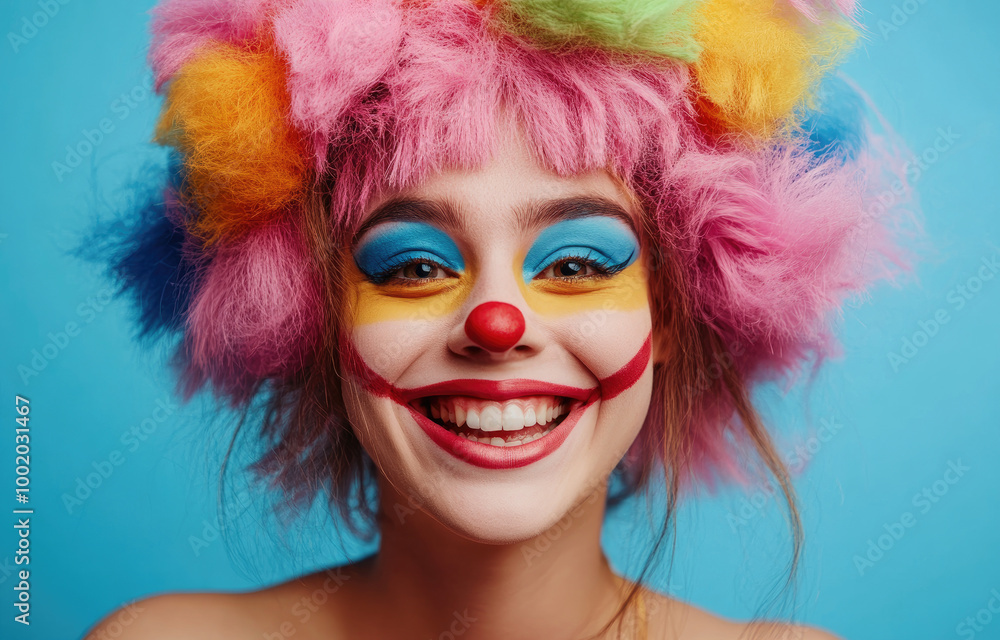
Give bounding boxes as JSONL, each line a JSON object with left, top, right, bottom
{"left": 108, "top": 0, "right": 913, "bottom": 507}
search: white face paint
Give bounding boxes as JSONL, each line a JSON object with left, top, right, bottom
{"left": 342, "top": 120, "right": 655, "bottom": 543}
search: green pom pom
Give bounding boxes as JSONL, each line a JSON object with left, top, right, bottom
{"left": 494, "top": 0, "right": 703, "bottom": 61}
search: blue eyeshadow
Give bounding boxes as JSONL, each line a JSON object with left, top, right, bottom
{"left": 522, "top": 216, "right": 639, "bottom": 282}
{"left": 353, "top": 221, "right": 465, "bottom": 278}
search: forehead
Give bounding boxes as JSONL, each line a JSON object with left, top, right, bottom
{"left": 354, "top": 119, "right": 642, "bottom": 242}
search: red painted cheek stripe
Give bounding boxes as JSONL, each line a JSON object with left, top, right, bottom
{"left": 337, "top": 334, "right": 394, "bottom": 398}
{"left": 337, "top": 332, "right": 651, "bottom": 402}
{"left": 597, "top": 333, "right": 651, "bottom": 400}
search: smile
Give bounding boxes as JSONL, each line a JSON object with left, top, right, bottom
{"left": 396, "top": 379, "right": 595, "bottom": 469}
{"left": 412, "top": 394, "right": 578, "bottom": 445}
{"left": 340, "top": 333, "right": 652, "bottom": 470}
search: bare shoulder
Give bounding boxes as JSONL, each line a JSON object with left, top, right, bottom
{"left": 744, "top": 620, "right": 844, "bottom": 640}
{"left": 82, "top": 592, "right": 261, "bottom": 639}
{"left": 81, "top": 567, "right": 356, "bottom": 640}
{"left": 641, "top": 589, "right": 843, "bottom": 640}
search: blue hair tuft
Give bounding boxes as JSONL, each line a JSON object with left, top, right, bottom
{"left": 801, "top": 75, "right": 867, "bottom": 161}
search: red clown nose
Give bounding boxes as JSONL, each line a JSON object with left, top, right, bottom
{"left": 464, "top": 302, "right": 526, "bottom": 352}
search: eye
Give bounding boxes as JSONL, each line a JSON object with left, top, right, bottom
{"left": 398, "top": 260, "right": 448, "bottom": 280}
{"left": 371, "top": 258, "right": 455, "bottom": 284}
{"left": 353, "top": 221, "right": 466, "bottom": 285}
{"left": 537, "top": 258, "right": 602, "bottom": 280}
{"left": 533, "top": 252, "right": 628, "bottom": 281}
{"left": 522, "top": 216, "right": 640, "bottom": 283}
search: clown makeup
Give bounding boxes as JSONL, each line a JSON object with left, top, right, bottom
{"left": 340, "top": 120, "right": 655, "bottom": 543}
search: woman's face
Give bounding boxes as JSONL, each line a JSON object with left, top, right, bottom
{"left": 341, "top": 121, "right": 655, "bottom": 543}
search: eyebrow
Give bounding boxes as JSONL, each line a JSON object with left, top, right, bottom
{"left": 352, "top": 197, "right": 464, "bottom": 246}
{"left": 514, "top": 196, "right": 639, "bottom": 236}
{"left": 352, "top": 195, "right": 639, "bottom": 246}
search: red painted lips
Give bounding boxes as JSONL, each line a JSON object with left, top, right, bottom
{"left": 339, "top": 333, "right": 652, "bottom": 469}
{"left": 404, "top": 393, "right": 594, "bottom": 470}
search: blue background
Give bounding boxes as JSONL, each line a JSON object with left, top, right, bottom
{"left": 1, "top": 1, "right": 997, "bottom": 638}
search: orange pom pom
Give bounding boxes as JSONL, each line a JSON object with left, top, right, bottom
{"left": 155, "top": 40, "right": 309, "bottom": 244}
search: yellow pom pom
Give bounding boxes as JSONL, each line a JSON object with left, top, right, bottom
{"left": 155, "top": 41, "right": 308, "bottom": 244}
{"left": 693, "top": 0, "right": 856, "bottom": 138}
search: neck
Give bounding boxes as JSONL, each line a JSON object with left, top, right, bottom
{"left": 357, "top": 479, "right": 629, "bottom": 639}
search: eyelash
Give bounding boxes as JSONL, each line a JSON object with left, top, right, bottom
{"left": 368, "top": 257, "right": 456, "bottom": 285}
{"left": 369, "top": 250, "right": 631, "bottom": 285}
{"left": 533, "top": 250, "right": 632, "bottom": 281}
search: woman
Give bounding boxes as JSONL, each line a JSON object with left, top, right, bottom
{"left": 84, "top": 0, "right": 911, "bottom": 637}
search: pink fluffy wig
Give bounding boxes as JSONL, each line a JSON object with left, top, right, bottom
{"left": 107, "top": 0, "right": 914, "bottom": 507}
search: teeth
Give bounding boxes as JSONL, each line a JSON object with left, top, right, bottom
{"left": 502, "top": 405, "right": 524, "bottom": 431}
{"left": 524, "top": 407, "right": 536, "bottom": 427}
{"left": 425, "top": 396, "right": 570, "bottom": 433}
{"left": 452, "top": 427, "right": 552, "bottom": 446}
{"left": 480, "top": 405, "right": 503, "bottom": 432}
{"left": 502, "top": 431, "right": 547, "bottom": 447}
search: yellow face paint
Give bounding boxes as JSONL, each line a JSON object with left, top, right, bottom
{"left": 517, "top": 214, "right": 649, "bottom": 316}
{"left": 348, "top": 219, "right": 474, "bottom": 326}
{"left": 523, "top": 258, "right": 650, "bottom": 316}
{"left": 347, "top": 255, "right": 649, "bottom": 327}
{"left": 345, "top": 259, "right": 474, "bottom": 327}
{"left": 518, "top": 251, "right": 650, "bottom": 318}
{"left": 347, "top": 214, "right": 649, "bottom": 326}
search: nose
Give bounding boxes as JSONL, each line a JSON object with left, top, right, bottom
{"left": 464, "top": 301, "right": 525, "bottom": 352}
{"left": 448, "top": 295, "right": 545, "bottom": 360}
{"left": 447, "top": 249, "right": 547, "bottom": 360}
